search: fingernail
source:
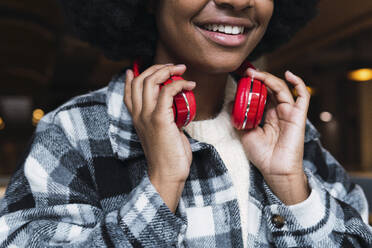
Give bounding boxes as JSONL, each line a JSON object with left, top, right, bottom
{"left": 286, "top": 70, "right": 295, "bottom": 77}
{"left": 188, "top": 81, "right": 196, "bottom": 86}
{"left": 176, "top": 64, "right": 186, "bottom": 68}
{"left": 247, "top": 68, "right": 256, "bottom": 75}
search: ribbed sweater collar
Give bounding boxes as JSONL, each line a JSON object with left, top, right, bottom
{"left": 183, "top": 75, "right": 239, "bottom": 144}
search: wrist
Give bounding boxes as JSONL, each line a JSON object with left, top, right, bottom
{"left": 148, "top": 167, "right": 188, "bottom": 184}
{"left": 149, "top": 174, "right": 185, "bottom": 213}
{"left": 264, "top": 172, "right": 310, "bottom": 205}
{"left": 147, "top": 156, "right": 190, "bottom": 184}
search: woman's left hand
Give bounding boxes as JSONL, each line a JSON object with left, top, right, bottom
{"left": 238, "top": 68, "right": 311, "bottom": 205}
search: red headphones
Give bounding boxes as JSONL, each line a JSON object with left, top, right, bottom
{"left": 132, "top": 60, "right": 266, "bottom": 130}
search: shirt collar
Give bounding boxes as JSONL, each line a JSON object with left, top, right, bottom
{"left": 106, "top": 73, "right": 320, "bottom": 161}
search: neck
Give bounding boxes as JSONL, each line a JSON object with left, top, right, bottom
{"left": 182, "top": 66, "right": 228, "bottom": 121}
{"left": 153, "top": 54, "right": 229, "bottom": 121}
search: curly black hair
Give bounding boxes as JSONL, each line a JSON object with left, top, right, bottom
{"left": 58, "top": 0, "right": 319, "bottom": 62}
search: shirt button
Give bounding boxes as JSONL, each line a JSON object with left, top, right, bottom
{"left": 271, "top": 214, "right": 285, "bottom": 229}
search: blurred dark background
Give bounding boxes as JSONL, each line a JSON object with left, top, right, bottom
{"left": 0, "top": 0, "right": 129, "bottom": 181}
{"left": 0, "top": 0, "right": 372, "bottom": 206}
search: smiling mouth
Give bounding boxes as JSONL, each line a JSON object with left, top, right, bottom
{"left": 199, "top": 24, "right": 247, "bottom": 35}
{"left": 194, "top": 22, "right": 251, "bottom": 47}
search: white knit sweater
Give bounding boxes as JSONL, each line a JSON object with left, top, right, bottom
{"left": 183, "top": 76, "right": 251, "bottom": 247}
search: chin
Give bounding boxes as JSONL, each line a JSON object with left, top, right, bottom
{"left": 181, "top": 51, "right": 248, "bottom": 74}
{"left": 207, "top": 59, "right": 246, "bottom": 74}
{"left": 210, "top": 53, "right": 248, "bottom": 71}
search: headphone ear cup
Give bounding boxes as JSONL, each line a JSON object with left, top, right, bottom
{"left": 168, "top": 76, "right": 196, "bottom": 128}
{"left": 244, "top": 79, "right": 261, "bottom": 129}
{"left": 232, "top": 76, "right": 252, "bottom": 130}
{"left": 253, "top": 82, "right": 267, "bottom": 128}
{"left": 232, "top": 77, "right": 266, "bottom": 130}
{"left": 174, "top": 90, "right": 196, "bottom": 127}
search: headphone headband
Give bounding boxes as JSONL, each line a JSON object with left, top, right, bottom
{"left": 235, "top": 59, "right": 256, "bottom": 76}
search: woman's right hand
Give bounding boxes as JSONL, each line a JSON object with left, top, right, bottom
{"left": 124, "top": 64, "right": 196, "bottom": 212}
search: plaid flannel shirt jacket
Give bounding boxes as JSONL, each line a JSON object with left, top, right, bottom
{"left": 1, "top": 72, "right": 372, "bottom": 248}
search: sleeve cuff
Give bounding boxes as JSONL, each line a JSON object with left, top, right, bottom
{"left": 263, "top": 168, "right": 332, "bottom": 233}
{"left": 286, "top": 169, "right": 326, "bottom": 228}
{"left": 119, "top": 172, "right": 187, "bottom": 245}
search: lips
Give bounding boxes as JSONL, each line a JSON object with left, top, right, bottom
{"left": 194, "top": 17, "right": 254, "bottom": 47}
{"left": 195, "top": 24, "right": 251, "bottom": 47}
{"left": 202, "top": 24, "right": 245, "bottom": 35}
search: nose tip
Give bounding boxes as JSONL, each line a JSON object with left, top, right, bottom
{"left": 214, "top": 0, "right": 253, "bottom": 11}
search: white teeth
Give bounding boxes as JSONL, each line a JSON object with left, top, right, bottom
{"left": 203, "top": 24, "right": 245, "bottom": 35}
{"left": 225, "top": 25, "right": 232, "bottom": 34}
{"left": 232, "top": 26, "right": 240, "bottom": 35}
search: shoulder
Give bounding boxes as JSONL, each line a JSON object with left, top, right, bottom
{"left": 302, "top": 120, "right": 359, "bottom": 200}
{"left": 37, "top": 87, "right": 108, "bottom": 141}
{"left": 35, "top": 72, "right": 128, "bottom": 152}
{"left": 304, "top": 119, "right": 320, "bottom": 143}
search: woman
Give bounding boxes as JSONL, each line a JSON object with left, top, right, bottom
{"left": 0, "top": 0, "right": 371, "bottom": 247}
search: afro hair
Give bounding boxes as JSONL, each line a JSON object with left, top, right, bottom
{"left": 58, "top": 0, "right": 319, "bottom": 62}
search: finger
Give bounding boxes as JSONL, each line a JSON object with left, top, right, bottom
{"left": 135, "top": 64, "right": 173, "bottom": 81}
{"left": 154, "top": 80, "right": 196, "bottom": 119}
{"left": 262, "top": 94, "right": 279, "bottom": 126}
{"left": 131, "top": 64, "right": 169, "bottom": 116}
{"left": 285, "top": 70, "right": 310, "bottom": 111}
{"left": 142, "top": 65, "right": 187, "bottom": 116}
{"left": 124, "top": 69, "right": 134, "bottom": 113}
{"left": 247, "top": 68, "right": 295, "bottom": 105}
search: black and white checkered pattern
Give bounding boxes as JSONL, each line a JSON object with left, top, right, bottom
{"left": 0, "top": 72, "right": 371, "bottom": 247}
